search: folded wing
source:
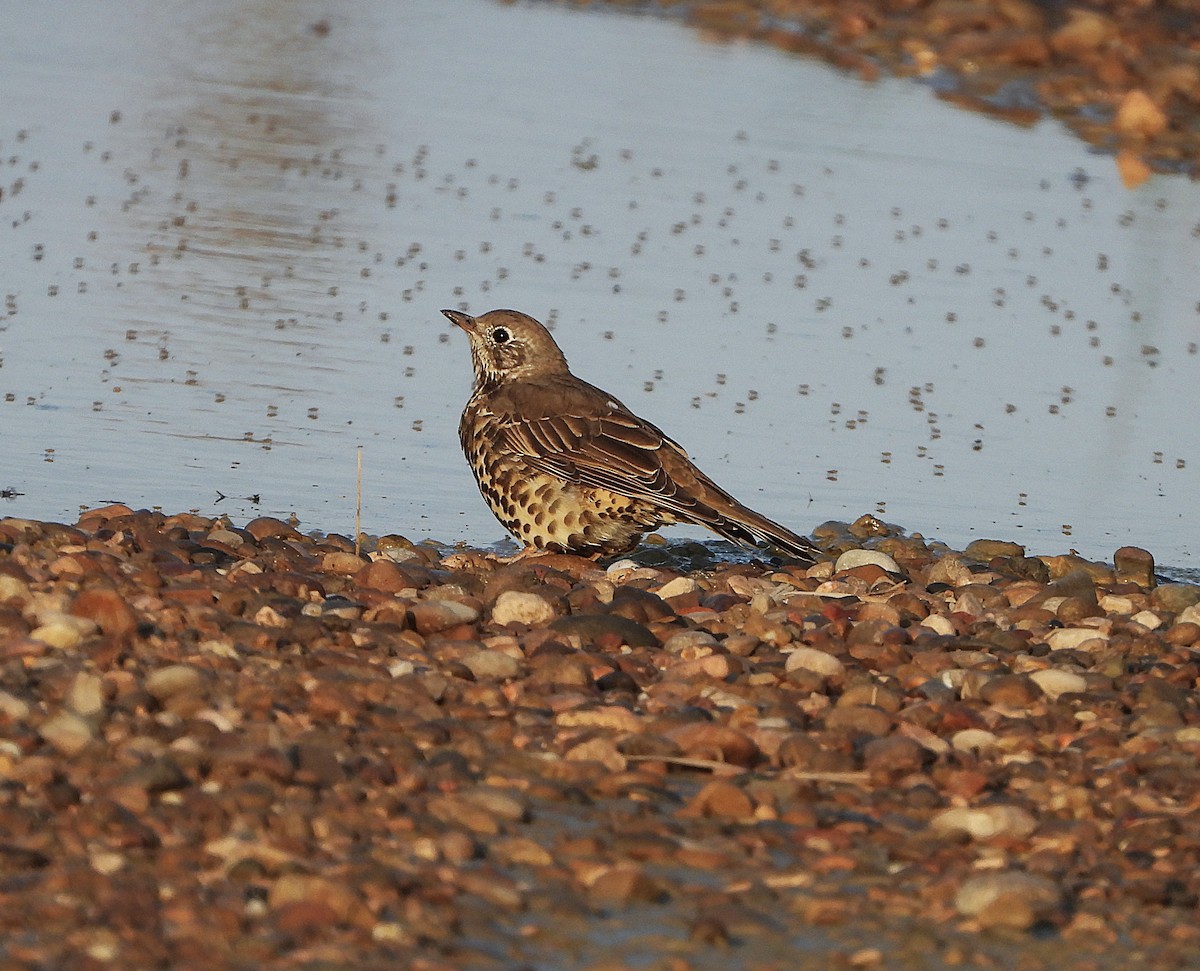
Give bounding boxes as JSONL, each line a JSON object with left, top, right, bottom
{"left": 489, "top": 376, "right": 819, "bottom": 562}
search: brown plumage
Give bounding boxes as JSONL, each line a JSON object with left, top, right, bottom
{"left": 443, "top": 308, "right": 821, "bottom": 563}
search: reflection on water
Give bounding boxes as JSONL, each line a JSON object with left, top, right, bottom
{"left": 1, "top": 0, "right": 1196, "bottom": 566}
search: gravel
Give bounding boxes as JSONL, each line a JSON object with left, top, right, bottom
{"left": 0, "top": 505, "right": 1197, "bottom": 969}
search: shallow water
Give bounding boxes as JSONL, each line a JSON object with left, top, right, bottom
{"left": 1, "top": 0, "right": 1196, "bottom": 568}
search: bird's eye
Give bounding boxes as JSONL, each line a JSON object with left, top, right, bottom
{"left": 492, "top": 327, "right": 510, "bottom": 344}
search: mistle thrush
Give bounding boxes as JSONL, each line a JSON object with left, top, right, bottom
{"left": 443, "top": 308, "right": 820, "bottom": 563}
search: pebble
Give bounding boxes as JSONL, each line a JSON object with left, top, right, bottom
{"left": 979, "top": 674, "right": 1042, "bottom": 708}
{"left": 556, "top": 706, "right": 643, "bottom": 733}
{"left": 1165, "top": 621, "right": 1200, "bottom": 646}
{"left": 1114, "top": 89, "right": 1168, "bottom": 139}
{"left": 861, "top": 735, "right": 926, "bottom": 774}
{"left": 408, "top": 598, "right": 481, "bottom": 634}
{"left": 954, "top": 871, "right": 1062, "bottom": 929}
{"left": 951, "top": 729, "right": 1000, "bottom": 753}
{"left": 681, "top": 780, "right": 755, "bottom": 820}
{"left": 269, "top": 873, "right": 360, "bottom": 922}
{"left": 931, "top": 805, "right": 1037, "bottom": 840}
{"left": 244, "top": 516, "right": 303, "bottom": 541}
{"left": 550, "top": 613, "right": 658, "bottom": 648}
{"left": 1051, "top": 8, "right": 1114, "bottom": 57}
{"left": 1113, "top": 545, "right": 1155, "bottom": 586}
{"left": 661, "top": 629, "right": 718, "bottom": 656}
{"left": 834, "top": 549, "right": 901, "bottom": 574}
{"left": 919, "top": 614, "right": 956, "bottom": 636}
{"left": 144, "top": 664, "right": 205, "bottom": 702}
{"left": 357, "top": 558, "right": 416, "bottom": 593}
{"left": 30, "top": 613, "right": 96, "bottom": 650}
{"left": 668, "top": 723, "right": 760, "bottom": 766}
{"left": 38, "top": 711, "right": 96, "bottom": 755}
{"left": 655, "top": 576, "right": 699, "bottom": 599}
{"left": 962, "top": 539, "right": 1026, "bottom": 561}
{"left": 1152, "top": 583, "right": 1200, "bottom": 612}
{"left": 462, "top": 648, "right": 523, "bottom": 681}
{"left": 1130, "top": 609, "right": 1162, "bottom": 630}
{"left": 584, "top": 863, "right": 668, "bottom": 907}
{"left": 491, "top": 836, "right": 555, "bottom": 868}
{"left": 1028, "top": 668, "right": 1087, "bottom": 699}
{"left": 70, "top": 587, "right": 137, "bottom": 640}
{"left": 0, "top": 570, "right": 32, "bottom": 604}
{"left": 321, "top": 551, "right": 367, "bottom": 575}
{"left": 926, "top": 556, "right": 973, "bottom": 587}
{"left": 825, "top": 704, "right": 892, "bottom": 736}
{"left": 565, "top": 736, "right": 626, "bottom": 772}
{"left": 67, "top": 672, "right": 105, "bottom": 718}
{"left": 1046, "top": 627, "right": 1110, "bottom": 651}
{"left": 491, "top": 590, "right": 558, "bottom": 626}
{"left": 784, "top": 647, "right": 845, "bottom": 677}
{"left": 0, "top": 689, "right": 31, "bottom": 720}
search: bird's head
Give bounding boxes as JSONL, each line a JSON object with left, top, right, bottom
{"left": 441, "top": 308, "right": 569, "bottom": 387}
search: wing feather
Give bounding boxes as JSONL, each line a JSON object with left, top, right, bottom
{"left": 488, "top": 381, "right": 703, "bottom": 516}
{"left": 481, "top": 374, "right": 820, "bottom": 561}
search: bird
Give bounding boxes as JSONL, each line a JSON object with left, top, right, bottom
{"left": 442, "top": 308, "right": 821, "bottom": 563}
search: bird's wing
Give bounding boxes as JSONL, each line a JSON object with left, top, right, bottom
{"left": 491, "top": 378, "right": 708, "bottom": 518}
{"left": 487, "top": 376, "right": 821, "bottom": 563}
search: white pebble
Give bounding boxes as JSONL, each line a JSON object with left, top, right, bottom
{"left": 931, "top": 805, "right": 1037, "bottom": 840}
{"left": 145, "top": 664, "right": 204, "bottom": 702}
{"left": 39, "top": 711, "right": 95, "bottom": 755}
{"left": 834, "top": 549, "right": 900, "bottom": 573}
{"left": 919, "top": 614, "right": 956, "bottom": 636}
{"left": 1046, "top": 628, "right": 1110, "bottom": 651}
{"left": 951, "top": 728, "right": 999, "bottom": 753}
{"left": 0, "top": 690, "right": 30, "bottom": 720}
{"left": 1098, "top": 594, "right": 1135, "bottom": 615}
{"left": 784, "top": 646, "right": 845, "bottom": 677}
{"left": 1028, "top": 668, "right": 1087, "bottom": 699}
{"left": 1130, "top": 609, "right": 1162, "bottom": 630}
{"left": 655, "top": 576, "right": 699, "bottom": 599}
{"left": 67, "top": 672, "right": 105, "bottom": 718}
{"left": 30, "top": 613, "right": 96, "bottom": 650}
{"left": 491, "top": 590, "right": 556, "bottom": 626}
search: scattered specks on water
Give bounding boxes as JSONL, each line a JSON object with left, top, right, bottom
{"left": 0, "top": 0, "right": 1194, "bottom": 563}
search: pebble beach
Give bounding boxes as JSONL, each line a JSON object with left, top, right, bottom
{"left": 3, "top": 0, "right": 1199, "bottom": 967}
{"left": 1, "top": 505, "right": 1197, "bottom": 969}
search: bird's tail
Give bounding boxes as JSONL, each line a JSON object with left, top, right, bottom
{"left": 705, "top": 501, "right": 822, "bottom": 564}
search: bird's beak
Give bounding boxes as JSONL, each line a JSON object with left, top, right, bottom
{"left": 441, "top": 309, "right": 475, "bottom": 332}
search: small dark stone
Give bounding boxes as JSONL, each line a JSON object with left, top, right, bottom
{"left": 551, "top": 613, "right": 658, "bottom": 648}
{"left": 1114, "top": 546, "right": 1155, "bottom": 588}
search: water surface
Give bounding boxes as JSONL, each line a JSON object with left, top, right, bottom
{"left": 1, "top": 0, "right": 1196, "bottom": 568}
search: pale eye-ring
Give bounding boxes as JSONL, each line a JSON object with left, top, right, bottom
{"left": 492, "top": 327, "right": 511, "bottom": 344}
